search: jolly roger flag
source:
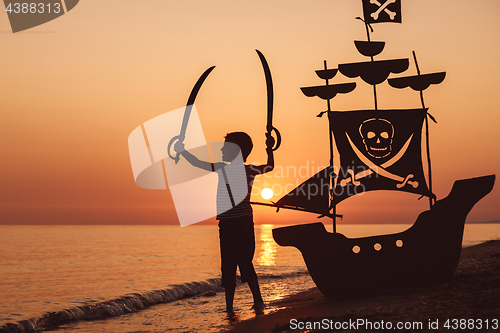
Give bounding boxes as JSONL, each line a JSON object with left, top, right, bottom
{"left": 330, "top": 109, "right": 432, "bottom": 204}
{"left": 362, "top": 0, "right": 402, "bottom": 24}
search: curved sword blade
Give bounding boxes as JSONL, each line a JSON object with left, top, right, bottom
{"left": 256, "top": 49, "right": 281, "bottom": 151}
{"left": 168, "top": 65, "right": 215, "bottom": 163}
{"left": 380, "top": 134, "right": 413, "bottom": 169}
{"left": 341, "top": 134, "right": 414, "bottom": 185}
{"left": 346, "top": 133, "right": 417, "bottom": 187}
{"left": 179, "top": 66, "right": 216, "bottom": 141}
{"left": 256, "top": 50, "right": 274, "bottom": 131}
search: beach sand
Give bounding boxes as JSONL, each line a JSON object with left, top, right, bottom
{"left": 225, "top": 240, "right": 500, "bottom": 332}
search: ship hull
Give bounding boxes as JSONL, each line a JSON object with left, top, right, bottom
{"left": 272, "top": 175, "right": 495, "bottom": 297}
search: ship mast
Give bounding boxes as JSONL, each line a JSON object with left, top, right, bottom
{"left": 251, "top": 1, "right": 444, "bottom": 224}
{"left": 413, "top": 51, "right": 435, "bottom": 207}
{"left": 363, "top": 19, "right": 379, "bottom": 110}
{"left": 387, "top": 52, "right": 446, "bottom": 209}
{"left": 299, "top": 64, "right": 356, "bottom": 232}
{"left": 324, "top": 60, "right": 337, "bottom": 233}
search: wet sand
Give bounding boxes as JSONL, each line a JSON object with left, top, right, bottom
{"left": 225, "top": 240, "right": 500, "bottom": 332}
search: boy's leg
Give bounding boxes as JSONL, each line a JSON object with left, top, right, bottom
{"left": 241, "top": 260, "right": 264, "bottom": 310}
{"left": 237, "top": 218, "right": 264, "bottom": 311}
{"left": 221, "top": 259, "right": 237, "bottom": 312}
{"left": 248, "top": 279, "right": 264, "bottom": 305}
{"left": 224, "top": 285, "right": 236, "bottom": 313}
{"left": 219, "top": 220, "right": 238, "bottom": 312}
{"left": 248, "top": 279, "right": 264, "bottom": 314}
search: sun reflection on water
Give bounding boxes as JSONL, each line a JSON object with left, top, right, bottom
{"left": 263, "top": 280, "right": 290, "bottom": 304}
{"left": 255, "top": 224, "right": 277, "bottom": 266}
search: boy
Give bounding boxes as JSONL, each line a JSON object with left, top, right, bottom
{"left": 174, "top": 132, "right": 274, "bottom": 314}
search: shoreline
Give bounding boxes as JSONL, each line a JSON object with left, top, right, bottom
{"left": 224, "top": 240, "right": 500, "bottom": 332}
{"left": 1, "top": 240, "right": 498, "bottom": 332}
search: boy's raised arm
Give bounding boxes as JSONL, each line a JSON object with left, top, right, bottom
{"left": 174, "top": 142, "right": 215, "bottom": 172}
{"left": 254, "top": 134, "right": 275, "bottom": 174}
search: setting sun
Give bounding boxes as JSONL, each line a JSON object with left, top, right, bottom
{"left": 261, "top": 188, "right": 274, "bottom": 200}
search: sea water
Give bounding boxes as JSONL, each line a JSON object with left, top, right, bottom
{"left": 0, "top": 223, "right": 499, "bottom": 332}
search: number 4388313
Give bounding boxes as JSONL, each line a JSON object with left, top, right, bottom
{"left": 5, "top": 2, "right": 61, "bottom": 14}
{"left": 443, "top": 319, "right": 498, "bottom": 330}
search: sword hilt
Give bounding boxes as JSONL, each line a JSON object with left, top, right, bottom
{"left": 267, "top": 126, "right": 281, "bottom": 151}
{"left": 167, "top": 135, "right": 181, "bottom": 164}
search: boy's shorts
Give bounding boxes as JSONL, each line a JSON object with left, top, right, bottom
{"left": 218, "top": 216, "right": 258, "bottom": 288}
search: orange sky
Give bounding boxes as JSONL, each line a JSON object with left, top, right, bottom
{"left": 1, "top": 0, "right": 499, "bottom": 226}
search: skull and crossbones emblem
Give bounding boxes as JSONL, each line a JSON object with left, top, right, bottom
{"left": 369, "top": 0, "right": 397, "bottom": 21}
{"left": 359, "top": 118, "right": 393, "bottom": 159}
{"left": 340, "top": 118, "right": 419, "bottom": 189}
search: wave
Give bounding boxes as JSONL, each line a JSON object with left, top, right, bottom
{"left": 258, "top": 270, "right": 310, "bottom": 279}
{"left": 0, "top": 269, "right": 312, "bottom": 333}
{"left": 0, "top": 278, "right": 223, "bottom": 333}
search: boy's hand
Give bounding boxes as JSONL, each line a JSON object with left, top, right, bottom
{"left": 174, "top": 141, "right": 185, "bottom": 153}
{"left": 265, "top": 133, "right": 275, "bottom": 151}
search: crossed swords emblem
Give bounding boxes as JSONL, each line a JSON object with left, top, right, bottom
{"left": 370, "top": 0, "right": 397, "bottom": 21}
{"left": 340, "top": 133, "right": 419, "bottom": 189}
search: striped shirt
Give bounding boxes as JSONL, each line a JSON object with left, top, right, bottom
{"left": 215, "top": 164, "right": 260, "bottom": 219}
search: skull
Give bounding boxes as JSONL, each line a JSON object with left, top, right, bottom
{"left": 359, "top": 118, "right": 394, "bottom": 158}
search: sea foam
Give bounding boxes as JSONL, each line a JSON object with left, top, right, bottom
{"left": 0, "top": 278, "right": 223, "bottom": 333}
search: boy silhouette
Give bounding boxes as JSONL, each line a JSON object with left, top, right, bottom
{"left": 174, "top": 132, "right": 274, "bottom": 314}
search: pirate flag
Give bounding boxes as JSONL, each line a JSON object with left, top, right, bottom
{"left": 330, "top": 109, "right": 432, "bottom": 203}
{"left": 362, "top": 0, "right": 402, "bottom": 24}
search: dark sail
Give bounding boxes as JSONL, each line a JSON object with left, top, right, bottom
{"left": 338, "top": 59, "right": 409, "bottom": 85}
{"left": 301, "top": 83, "right": 356, "bottom": 100}
{"left": 274, "top": 167, "right": 334, "bottom": 216}
{"left": 354, "top": 40, "right": 385, "bottom": 57}
{"left": 315, "top": 68, "right": 338, "bottom": 80}
{"left": 330, "top": 109, "right": 432, "bottom": 203}
{"left": 388, "top": 72, "right": 446, "bottom": 91}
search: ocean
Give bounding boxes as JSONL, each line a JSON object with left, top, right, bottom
{"left": 1, "top": 223, "right": 499, "bottom": 332}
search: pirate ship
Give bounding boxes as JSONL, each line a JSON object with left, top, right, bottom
{"left": 252, "top": 0, "right": 495, "bottom": 297}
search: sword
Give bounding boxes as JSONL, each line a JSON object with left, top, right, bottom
{"left": 167, "top": 66, "right": 216, "bottom": 163}
{"left": 340, "top": 134, "right": 413, "bottom": 186}
{"left": 345, "top": 133, "right": 419, "bottom": 188}
{"left": 256, "top": 50, "right": 281, "bottom": 151}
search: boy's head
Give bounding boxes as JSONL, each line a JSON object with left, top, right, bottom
{"left": 224, "top": 132, "right": 253, "bottom": 162}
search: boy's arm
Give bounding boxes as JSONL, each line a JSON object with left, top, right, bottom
{"left": 253, "top": 134, "right": 275, "bottom": 174}
{"left": 174, "top": 142, "right": 215, "bottom": 172}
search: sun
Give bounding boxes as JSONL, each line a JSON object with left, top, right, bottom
{"left": 261, "top": 188, "right": 273, "bottom": 200}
